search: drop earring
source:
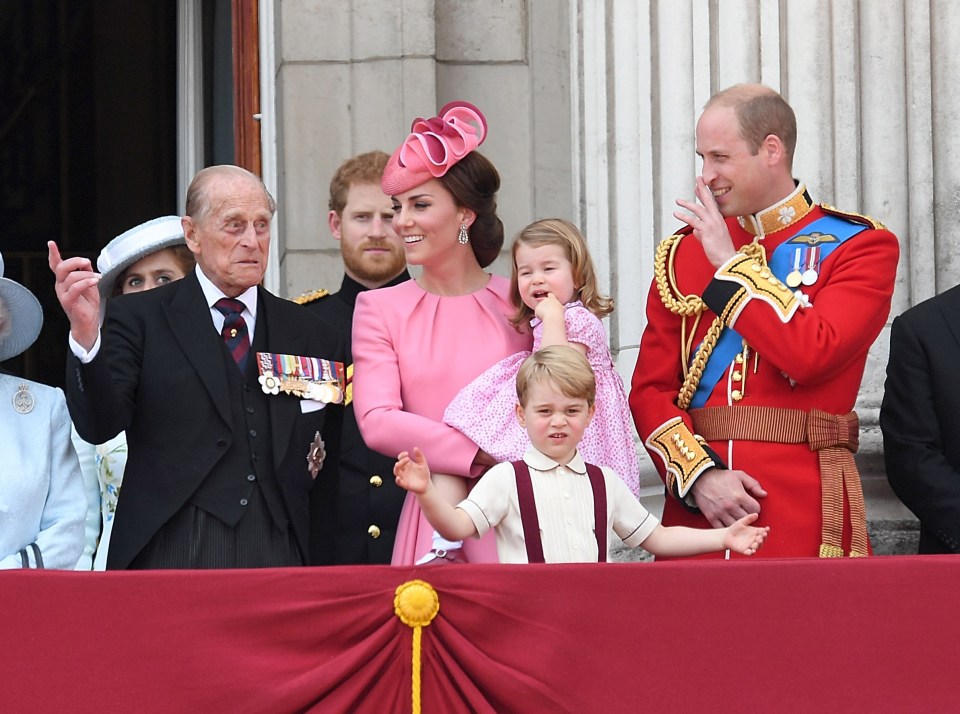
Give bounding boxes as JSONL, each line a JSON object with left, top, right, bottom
{"left": 458, "top": 223, "right": 469, "bottom": 245}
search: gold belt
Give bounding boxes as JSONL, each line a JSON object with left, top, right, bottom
{"left": 689, "top": 406, "right": 868, "bottom": 558}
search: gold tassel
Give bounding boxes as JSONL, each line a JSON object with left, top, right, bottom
{"left": 394, "top": 579, "right": 440, "bottom": 713}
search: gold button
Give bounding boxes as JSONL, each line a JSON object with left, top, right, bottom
{"left": 369, "top": 475, "right": 383, "bottom": 487}
{"left": 732, "top": 371, "right": 742, "bottom": 382}
{"left": 368, "top": 525, "right": 381, "bottom": 539}
{"left": 735, "top": 354, "right": 744, "bottom": 364}
{"left": 731, "top": 390, "right": 743, "bottom": 401}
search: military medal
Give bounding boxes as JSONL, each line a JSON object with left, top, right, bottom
{"left": 305, "top": 381, "right": 343, "bottom": 404}
{"left": 306, "top": 431, "right": 326, "bottom": 479}
{"left": 256, "top": 351, "right": 345, "bottom": 403}
{"left": 786, "top": 248, "right": 803, "bottom": 288}
{"left": 279, "top": 377, "right": 311, "bottom": 398}
{"left": 258, "top": 371, "right": 281, "bottom": 395}
{"left": 13, "top": 382, "right": 34, "bottom": 414}
{"left": 801, "top": 246, "right": 820, "bottom": 286}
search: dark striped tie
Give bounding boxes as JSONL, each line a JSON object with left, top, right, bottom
{"left": 214, "top": 298, "right": 250, "bottom": 372}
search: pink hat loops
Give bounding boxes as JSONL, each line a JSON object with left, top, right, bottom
{"left": 400, "top": 103, "right": 487, "bottom": 177}
{"left": 382, "top": 101, "right": 488, "bottom": 195}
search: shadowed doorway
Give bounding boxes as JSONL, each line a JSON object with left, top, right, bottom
{"left": 1, "top": 1, "right": 177, "bottom": 386}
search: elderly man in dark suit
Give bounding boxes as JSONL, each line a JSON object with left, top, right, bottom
{"left": 49, "top": 165, "right": 343, "bottom": 569}
{"left": 881, "top": 286, "right": 960, "bottom": 554}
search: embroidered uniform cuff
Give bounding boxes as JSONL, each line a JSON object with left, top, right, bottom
{"left": 645, "top": 418, "right": 716, "bottom": 504}
{"left": 704, "top": 253, "right": 798, "bottom": 325}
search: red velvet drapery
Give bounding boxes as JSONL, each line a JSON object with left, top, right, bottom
{"left": 3, "top": 557, "right": 956, "bottom": 713}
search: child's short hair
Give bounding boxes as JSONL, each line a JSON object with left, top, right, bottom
{"left": 516, "top": 345, "right": 597, "bottom": 407}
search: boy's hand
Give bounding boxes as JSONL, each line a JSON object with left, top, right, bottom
{"left": 723, "top": 513, "right": 770, "bottom": 556}
{"left": 534, "top": 292, "right": 565, "bottom": 323}
{"left": 394, "top": 447, "right": 431, "bottom": 495}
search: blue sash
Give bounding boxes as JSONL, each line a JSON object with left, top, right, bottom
{"left": 689, "top": 215, "right": 867, "bottom": 408}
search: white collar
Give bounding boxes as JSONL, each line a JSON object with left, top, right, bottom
{"left": 195, "top": 265, "right": 258, "bottom": 318}
{"left": 522, "top": 445, "right": 587, "bottom": 475}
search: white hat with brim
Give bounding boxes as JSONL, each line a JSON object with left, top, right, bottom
{"left": 0, "top": 253, "right": 43, "bottom": 363}
{"left": 97, "top": 216, "right": 187, "bottom": 314}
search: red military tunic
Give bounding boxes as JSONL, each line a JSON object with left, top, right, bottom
{"left": 629, "top": 184, "right": 899, "bottom": 557}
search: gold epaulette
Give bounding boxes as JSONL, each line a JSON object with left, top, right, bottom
{"left": 291, "top": 288, "right": 330, "bottom": 305}
{"left": 715, "top": 253, "right": 798, "bottom": 323}
{"left": 645, "top": 417, "right": 715, "bottom": 498}
{"left": 821, "top": 204, "right": 886, "bottom": 231}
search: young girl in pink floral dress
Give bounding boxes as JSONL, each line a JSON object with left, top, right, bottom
{"left": 444, "top": 218, "right": 640, "bottom": 496}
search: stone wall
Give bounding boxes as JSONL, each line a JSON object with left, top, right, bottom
{"left": 265, "top": 1, "right": 952, "bottom": 550}
{"left": 270, "top": 0, "right": 574, "bottom": 297}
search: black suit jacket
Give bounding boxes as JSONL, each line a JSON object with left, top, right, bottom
{"left": 67, "top": 271, "right": 343, "bottom": 568}
{"left": 881, "top": 283, "right": 960, "bottom": 553}
{"left": 304, "top": 272, "right": 409, "bottom": 564}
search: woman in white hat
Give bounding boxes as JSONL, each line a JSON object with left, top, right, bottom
{"left": 0, "top": 253, "right": 86, "bottom": 569}
{"left": 72, "top": 216, "right": 195, "bottom": 570}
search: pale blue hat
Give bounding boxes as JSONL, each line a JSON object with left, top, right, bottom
{"left": 97, "top": 216, "right": 186, "bottom": 301}
{"left": 0, "top": 253, "right": 43, "bottom": 362}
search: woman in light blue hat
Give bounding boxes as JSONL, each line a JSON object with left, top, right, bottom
{"left": 0, "top": 252, "right": 86, "bottom": 569}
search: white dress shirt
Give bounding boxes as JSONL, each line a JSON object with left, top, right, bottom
{"left": 458, "top": 446, "right": 659, "bottom": 564}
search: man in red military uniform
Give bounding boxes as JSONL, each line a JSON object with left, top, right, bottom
{"left": 629, "top": 84, "right": 899, "bottom": 558}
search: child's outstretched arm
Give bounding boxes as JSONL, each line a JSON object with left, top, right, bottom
{"left": 394, "top": 447, "right": 479, "bottom": 542}
{"left": 639, "top": 513, "right": 770, "bottom": 558}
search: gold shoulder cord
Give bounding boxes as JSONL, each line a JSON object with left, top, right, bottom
{"left": 654, "top": 235, "right": 765, "bottom": 410}
{"left": 821, "top": 203, "right": 885, "bottom": 230}
{"left": 292, "top": 288, "right": 330, "bottom": 305}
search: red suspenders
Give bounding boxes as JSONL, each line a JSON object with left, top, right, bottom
{"left": 511, "top": 460, "right": 607, "bottom": 563}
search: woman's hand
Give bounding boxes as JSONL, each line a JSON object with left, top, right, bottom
{"left": 472, "top": 449, "right": 497, "bottom": 468}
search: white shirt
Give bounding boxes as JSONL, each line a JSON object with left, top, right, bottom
{"left": 194, "top": 265, "right": 258, "bottom": 343}
{"left": 458, "top": 447, "right": 659, "bottom": 564}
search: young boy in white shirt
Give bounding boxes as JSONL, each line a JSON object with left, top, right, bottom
{"left": 394, "top": 345, "right": 769, "bottom": 563}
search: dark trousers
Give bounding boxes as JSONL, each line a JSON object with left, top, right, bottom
{"left": 129, "top": 485, "right": 301, "bottom": 569}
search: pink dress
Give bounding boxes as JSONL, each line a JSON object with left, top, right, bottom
{"left": 352, "top": 275, "right": 532, "bottom": 564}
{"left": 444, "top": 302, "right": 640, "bottom": 496}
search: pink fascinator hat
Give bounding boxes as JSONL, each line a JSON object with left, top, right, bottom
{"left": 381, "top": 101, "right": 488, "bottom": 196}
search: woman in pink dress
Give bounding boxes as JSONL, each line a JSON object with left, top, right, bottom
{"left": 352, "top": 102, "right": 532, "bottom": 564}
